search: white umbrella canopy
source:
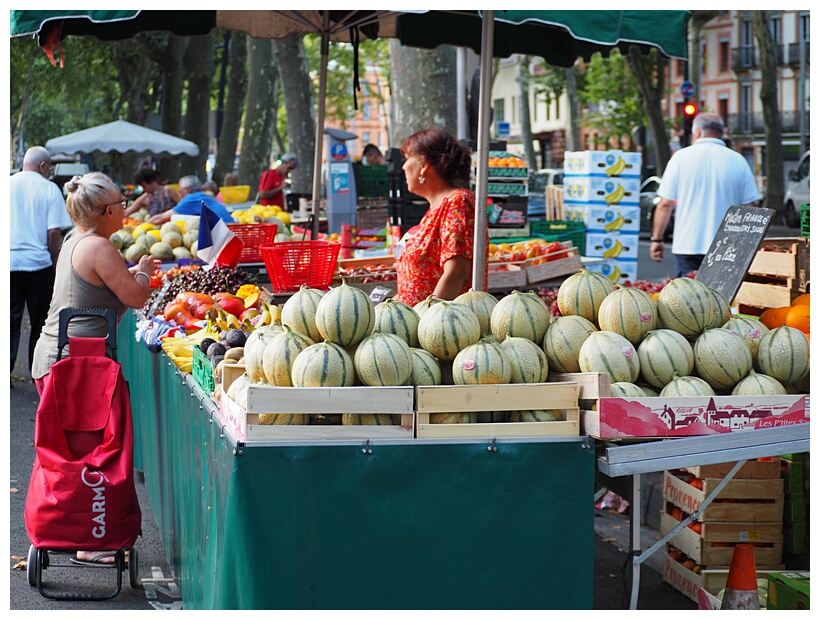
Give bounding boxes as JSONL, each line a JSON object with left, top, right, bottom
{"left": 45, "top": 118, "right": 200, "bottom": 158}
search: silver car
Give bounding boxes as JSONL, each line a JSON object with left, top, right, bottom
{"left": 784, "top": 150, "right": 809, "bottom": 228}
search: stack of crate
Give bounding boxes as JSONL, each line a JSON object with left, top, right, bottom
{"left": 781, "top": 454, "right": 809, "bottom": 559}
{"left": 660, "top": 459, "right": 785, "bottom": 603}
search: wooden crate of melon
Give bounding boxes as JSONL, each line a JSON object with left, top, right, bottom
{"left": 541, "top": 270, "right": 810, "bottom": 440}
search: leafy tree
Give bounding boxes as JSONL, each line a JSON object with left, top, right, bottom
{"left": 628, "top": 46, "right": 675, "bottom": 176}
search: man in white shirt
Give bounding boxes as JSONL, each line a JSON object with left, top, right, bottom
{"left": 651, "top": 113, "right": 761, "bottom": 277}
{"left": 11, "top": 146, "right": 72, "bottom": 376}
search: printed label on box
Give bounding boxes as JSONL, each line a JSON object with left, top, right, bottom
{"left": 563, "top": 176, "right": 640, "bottom": 205}
{"left": 563, "top": 150, "right": 642, "bottom": 178}
{"left": 564, "top": 204, "right": 641, "bottom": 233}
{"left": 585, "top": 232, "right": 640, "bottom": 260}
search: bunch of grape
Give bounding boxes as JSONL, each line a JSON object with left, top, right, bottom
{"left": 535, "top": 286, "right": 562, "bottom": 317}
{"left": 621, "top": 278, "right": 671, "bottom": 294}
{"left": 142, "top": 266, "right": 257, "bottom": 316}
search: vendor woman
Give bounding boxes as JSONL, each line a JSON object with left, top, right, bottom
{"left": 394, "top": 128, "right": 487, "bottom": 306}
{"left": 125, "top": 166, "right": 179, "bottom": 217}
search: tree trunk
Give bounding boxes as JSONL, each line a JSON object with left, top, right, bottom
{"left": 214, "top": 32, "right": 247, "bottom": 186}
{"left": 182, "top": 33, "right": 215, "bottom": 180}
{"left": 628, "top": 46, "right": 672, "bottom": 176}
{"left": 518, "top": 57, "right": 537, "bottom": 170}
{"left": 564, "top": 66, "right": 581, "bottom": 152}
{"left": 389, "top": 41, "right": 458, "bottom": 142}
{"left": 155, "top": 35, "right": 187, "bottom": 184}
{"left": 688, "top": 11, "right": 719, "bottom": 102}
{"left": 752, "top": 10, "right": 785, "bottom": 217}
{"left": 238, "top": 36, "right": 278, "bottom": 196}
{"left": 273, "top": 34, "right": 316, "bottom": 195}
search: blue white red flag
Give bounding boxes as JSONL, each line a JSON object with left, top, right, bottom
{"left": 197, "top": 201, "right": 243, "bottom": 269}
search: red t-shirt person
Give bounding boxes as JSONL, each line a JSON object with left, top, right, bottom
{"left": 258, "top": 154, "right": 298, "bottom": 208}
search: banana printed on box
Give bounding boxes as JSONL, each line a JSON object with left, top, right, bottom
{"left": 562, "top": 177, "right": 641, "bottom": 206}
{"left": 585, "top": 231, "right": 640, "bottom": 260}
{"left": 585, "top": 258, "right": 639, "bottom": 285}
{"left": 564, "top": 205, "right": 641, "bottom": 233}
{"left": 563, "top": 151, "right": 642, "bottom": 178}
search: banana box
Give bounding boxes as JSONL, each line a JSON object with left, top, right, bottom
{"left": 584, "top": 257, "right": 639, "bottom": 285}
{"left": 563, "top": 176, "right": 640, "bottom": 206}
{"left": 563, "top": 150, "right": 642, "bottom": 178}
{"left": 564, "top": 204, "right": 641, "bottom": 233}
{"left": 585, "top": 231, "right": 640, "bottom": 260}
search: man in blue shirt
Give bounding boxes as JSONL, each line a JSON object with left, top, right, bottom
{"left": 148, "top": 175, "right": 233, "bottom": 225}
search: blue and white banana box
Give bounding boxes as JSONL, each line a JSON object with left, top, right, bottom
{"left": 585, "top": 231, "right": 640, "bottom": 260}
{"left": 584, "top": 258, "right": 639, "bottom": 285}
{"left": 563, "top": 150, "right": 642, "bottom": 178}
{"left": 563, "top": 176, "right": 640, "bottom": 206}
{"left": 564, "top": 204, "right": 641, "bottom": 234}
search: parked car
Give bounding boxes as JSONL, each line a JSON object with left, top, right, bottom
{"left": 527, "top": 168, "right": 564, "bottom": 219}
{"left": 638, "top": 176, "right": 674, "bottom": 242}
{"left": 784, "top": 150, "right": 809, "bottom": 228}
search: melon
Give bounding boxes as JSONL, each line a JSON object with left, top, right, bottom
{"left": 109, "top": 232, "right": 123, "bottom": 250}
{"left": 508, "top": 409, "right": 566, "bottom": 422}
{"left": 413, "top": 295, "right": 442, "bottom": 319}
{"left": 490, "top": 290, "right": 551, "bottom": 343}
{"left": 693, "top": 328, "right": 753, "bottom": 390}
{"left": 261, "top": 325, "right": 315, "bottom": 386}
{"left": 183, "top": 230, "right": 198, "bottom": 249}
{"left": 608, "top": 382, "right": 647, "bottom": 398}
{"left": 125, "top": 242, "right": 149, "bottom": 263}
{"left": 722, "top": 316, "right": 769, "bottom": 360}
{"left": 557, "top": 269, "right": 616, "bottom": 327}
{"left": 160, "top": 222, "right": 182, "bottom": 237}
{"left": 244, "top": 324, "right": 282, "bottom": 383}
{"left": 291, "top": 340, "right": 355, "bottom": 387}
{"left": 341, "top": 414, "right": 396, "bottom": 425}
{"left": 161, "top": 231, "right": 183, "bottom": 249}
{"left": 705, "top": 287, "right": 731, "bottom": 329}
{"left": 636, "top": 329, "right": 695, "bottom": 389}
{"left": 498, "top": 336, "right": 549, "bottom": 384}
{"left": 150, "top": 242, "right": 175, "bottom": 261}
{"left": 315, "top": 280, "right": 375, "bottom": 348}
{"left": 353, "top": 332, "right": 413, "bottom": 386}
{"left": 638, "top": 384, "right": 660, "bottom": 397}
{"left": 417, "top": 300, "right": 481, "bottom": 361}
{"left": 258, "top": 413, "right": 308, "bottom": 425}
{"left": 453, "top": 289, "right": 499, "bottom": 337}
{"left": 754, "top": 325, "right": 810, "bottom": 385}
{"left": 429, "top": 412, "right": 477, "bottom": 424}
{"left": 542, "top": 315, "right": 598, "bottom": 374}
{"left": 731, "top": 369, "right": 788, "bottom": 396}
{"left": 172, "top": 246, "right": 192, "bottom": 260}
{"left": 404, "top": 348, "right": 442, "bottom": 386}
{"left": 281, "top": 285, "right": 324, "bottom": 343}
{"left": 452, "top": 340, "right": 511, "bottom": 385}
{"left": 597, "top": 287, "right": 658, "bottom": 345}
{"left": 657, "top": 277, "right": 716, "bottom": 339}
{"left": 225, "top": 372, "right": 252, "bottom": 409}
{"left": 578, "top": 331, "right": 640, "bottom": 383}
{"left": 659, "top": 374, "right": 716, "bottom": 397}
{"left": 374, "top": 298, "right": 420, "bottom": 348}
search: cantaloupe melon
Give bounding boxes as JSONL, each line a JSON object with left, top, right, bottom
{"left": 404, "top": 348, "right": 442, "bottom": 386}
{"left": 637, "top": 329, "right": 695, "bottom": 389}
{"left": 722, "top": 316, "right": 769, "bottom": 360}
{"left": 315, "top": 280, "right": 375, "bottom": 348}
{"left": 341, "top": 414, "right": 396, "bottom": 425}
{"left": 261, "top": 325, "right": 315, "bottom": 386}
{"left": 453, "top": 289, "right": 499, "bottom": 337}
{"left": 705, "top": 287, "right": 731, "bottom": 329}
{"left": 498, "top": 336, "right": 548, "bottom": 384}
{"left": 417, "top": 300, "right": 481, "bottom": 361}
{"left": 542, "top": 315, "right": 597, "bottom": 374}
{"left": 452, "top": 340, "right": 511, "bottom": 385}
{"left": 353, "top": 332, "right": 413, "bottom": 386}
{"left": 291, "top": 340, "right": 355, "bottom": 387}
{"left": 731, "top": 369, "right": 788, "bottom": 396}
{"left": 490, "top": 290, "right": 551, "bottom": 344}
{"left": 657, "top": 277, "right": 715, "bottom": 339}
{"left": 557, "top": 269, "right": 616, "bottom": 327}
{"left": 578, "top": 330, "right": 640, "bottom": 383}
{"left": 608, "top": 382, "right": 647, "bottom": 398}
{"left": 508, "top": 409, "right": 566, "bottom": 422}
{"left": 244, "top": 324, "right": 282, "bottom": 383}
{"left": 597, "top": 287, "right": 657, "bottom": 345}
{"left": 413, "top": 295, "right": 442, "bottom": 319}
{"left": 374, "top": 298, "right": 420, "bottom": 348}
{"left": 429, "top": 412, "right": 477, "bottom": 424}
{"left": 754, "top": 325, "right": 810, "bottom": 385}
{"left": 258, "top": 413, "right": 308, "bottom": 425}
{"left": 693, "top": 328, "right": 753, "bottom": 390}
{"left": 659, "top": 374, "right": 716, "bottom": 397}
{"left": 281, "top": 285, "right": 324, "bottom": 343}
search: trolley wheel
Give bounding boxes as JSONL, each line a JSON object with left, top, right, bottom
{"left": 27, "top": 545, "right": 38, "bottom": 587}
{"left": 128, "top": 547, "right": 140, "bottom": 589}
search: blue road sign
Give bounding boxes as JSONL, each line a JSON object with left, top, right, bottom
{"left": 497, "top": 121, "right": 510, "bottom": 138}
{"left": 681, "top": 81, "right": 695, "bottom": 98}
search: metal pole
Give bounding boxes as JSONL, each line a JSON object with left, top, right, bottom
{"left": 311, "top": 11, "right": 330, "bottom": 241}
{"left": 799, "top": 31, "right": 807, "bottom": 155}
{"left": 472, "top": 11, "right": 494, "bottom": 292}
{"left": 457, "top": 47, "right": 468, "bottom": 140}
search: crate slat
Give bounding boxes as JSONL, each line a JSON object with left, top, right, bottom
{"left": 416, "top": 382, "right": 578, "bottom": 413}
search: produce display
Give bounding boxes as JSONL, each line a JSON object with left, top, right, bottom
{"left": 110, "top": 220, "right": 198, "bottom": 263}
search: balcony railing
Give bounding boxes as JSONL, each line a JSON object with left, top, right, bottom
{"left": 727, "top": 111, "right": 810, "bottom": 135}
{"left": 788, "top": 41, "right": 810, "bottom": 66}
{"left": 732, "top": 46, "right": 756, "bottom": 71}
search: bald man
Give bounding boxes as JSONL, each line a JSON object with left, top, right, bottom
{"left": 11, "top": 146, "right": 72, "bottom": 376}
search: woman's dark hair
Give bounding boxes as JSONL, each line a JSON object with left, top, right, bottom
{"left": 401, "top": 128, "right": 472, "bottom": 183}
{"left": 133, "top": 166, "right": 161, "bottom": 186}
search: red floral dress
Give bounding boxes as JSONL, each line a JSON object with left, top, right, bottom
{"left": 395, "top": 188, "right": 488, "bottom": 306}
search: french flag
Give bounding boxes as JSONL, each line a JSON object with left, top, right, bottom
{"left": 197, "top": 202, "right": 243, "bottom": 269}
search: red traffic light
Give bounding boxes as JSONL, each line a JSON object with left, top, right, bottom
{"left": 683, "top": 102, "right": 698, "bottom": 118}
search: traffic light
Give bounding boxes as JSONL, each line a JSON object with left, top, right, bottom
{"left": 681, "top": 99, "right": 698, "bottom": 147}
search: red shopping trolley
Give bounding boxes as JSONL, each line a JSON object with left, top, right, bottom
{"left": 25, "top": 308, "right": 142, "bottom": 600}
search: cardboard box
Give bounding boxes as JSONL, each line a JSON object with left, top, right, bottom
{"left": 563, "top": 176, "right": 640, "bottom": 205}
{"left": 564, "top": 204, "right": 641, "bottom": 233}
{"left": 783, "top": 492, "right": 807, "bottom": 523}
{"left": 767, "top": 571, "right": 810, "bottom": 610}
{"left": 783, "top": 522, "right": 807, "bottom": 554}
{"left": 563, "top": 150, "right": 642, "bottom": 178}
{"left": 583, "top": 257, "right": 638, "bottom": 285}
{"left": 584, "top": 231, "right": 640, "bottom": 259}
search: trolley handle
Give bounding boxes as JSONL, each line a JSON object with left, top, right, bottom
{"left": 56, "top": 308, "right": 118, "bottom": 362}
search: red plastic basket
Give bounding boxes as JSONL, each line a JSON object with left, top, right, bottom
{"left": 226, "top": 223, "right": 278, "bottom": 264}
{"left": 261, "top": 240, "right": 342, "bottom": 292}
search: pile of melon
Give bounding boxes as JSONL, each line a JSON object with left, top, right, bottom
{"left": 550, "top": 269, "right": 810, "bottom": 399}
{"left": 110, "top": 220, "right": 200, "bottom": 263}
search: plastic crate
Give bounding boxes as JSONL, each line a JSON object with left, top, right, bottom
{"left": 226, "top": 223, "right": 278, "bottom": 264}
{"left": 355, "top": 165, "right": 389, "bottom": 197}
{"left": 192, "top": 346, "right": 215, "bottom": 395}
{"left": 221, "top": 185, "right": 251, "bottom": 204}
{"left": 530, "top": 220, "right": 586, "bottom": 255}
{"left": 261, "top": 240, "right": 342, "bottom": 292}
{"left": 800, "top": 203, "right": 809, "bottom": 239}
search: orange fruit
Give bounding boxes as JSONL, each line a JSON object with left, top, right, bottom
{"left": 791, "top": 293, "right": 810, "bottom": 306}
{"left": 760, "top": 306, "right": 791, "bottom": 330}
{"left": 785, "top": 304, "right": 810, "bottom": 333}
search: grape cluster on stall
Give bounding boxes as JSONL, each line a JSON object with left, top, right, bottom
{"left": 142, "top": 266, "right": 257, "bottom": 316}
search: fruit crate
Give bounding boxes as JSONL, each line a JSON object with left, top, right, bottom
{"left": 683, "top": 458, "right": 781, "bottom": 480}
{"left": 530, "top": 220, "right": 586, "bottom": 255}
{"left": 221, "top": 185, "right": 251, "bottom": 204}
{"left": 800, "top": 203, "right": 809, "bottom": 239}
{"left": 356, "top": 206, "right": 390, "bottom": 231}
{"left": 734, "top": 237, "right": 809, "bottom": 308}
{"left": 525, "top": 244, "right": 583, "bottom": 284}
{"left": 355, "top": 164, "right": 389, "bottom": 197}
{"left": 487, "top": 181, "right": 528, "bottom": 196}
{"left": 414, "top": 382, "right": 580, "bottom": 439}
{"left": 226, "top": 223, "right": 278, "bottom": 264}
{"left": 483, "top": 166, "right": 529, "bottom": 178}
{"left": 192, "top": 346, "right": 216, "bottom": 396}
{"left": 487, "top": 262, "right": 528, "bottom": 291}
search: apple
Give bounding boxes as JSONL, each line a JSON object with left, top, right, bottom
{"left": 217, "top": 297, "right": 246, "bottom": 318}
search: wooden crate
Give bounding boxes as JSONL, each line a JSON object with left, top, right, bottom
{"left": 525, "top": 246, "right": 583, "bottom": 284}
{"left": 415, "top": 382, "right": 580, "bottom": 439}
{"left": 663, "top": 470, "right": 784, "bottom": 523}
{"left": 659, "top": 510, "right": 783, "bottom": 566}
{"left": 683, "top": 458, "right": 782, "bottom": 480}
{"left": 546, "top": 185, "right": 565, "bottom": 221}
{"left": 487, "top": 263, "right": 528, "bottom": 290}
{"left": 218, "top": 365, "right": 414, "bottom": 442}
{"left": 488, "top": 223, "right": 530, "bottom": 238}
{"left": 734, "top": 237, "right": 809, "bottom": 308}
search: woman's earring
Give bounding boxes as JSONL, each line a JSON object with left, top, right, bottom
{"left": 418, "top": 174, "right": 425, "bottom": 185}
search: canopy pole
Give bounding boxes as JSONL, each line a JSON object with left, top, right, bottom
{"left": 311, "top": 11, "right": 330, "bottom": 241}
{"left": 472, "top": 11, "right": 494, "bottom": 291}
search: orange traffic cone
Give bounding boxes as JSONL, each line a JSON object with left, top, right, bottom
{"left": 720, "top": 544, "right": 760, "bottom": 609}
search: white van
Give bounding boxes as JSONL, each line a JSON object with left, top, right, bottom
{"left": 784, "top": 150, "right": 809, "bottom": 227}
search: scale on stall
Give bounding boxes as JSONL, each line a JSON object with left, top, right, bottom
{"left": 325, "top": 127, "right": 358, "bottom": 235}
